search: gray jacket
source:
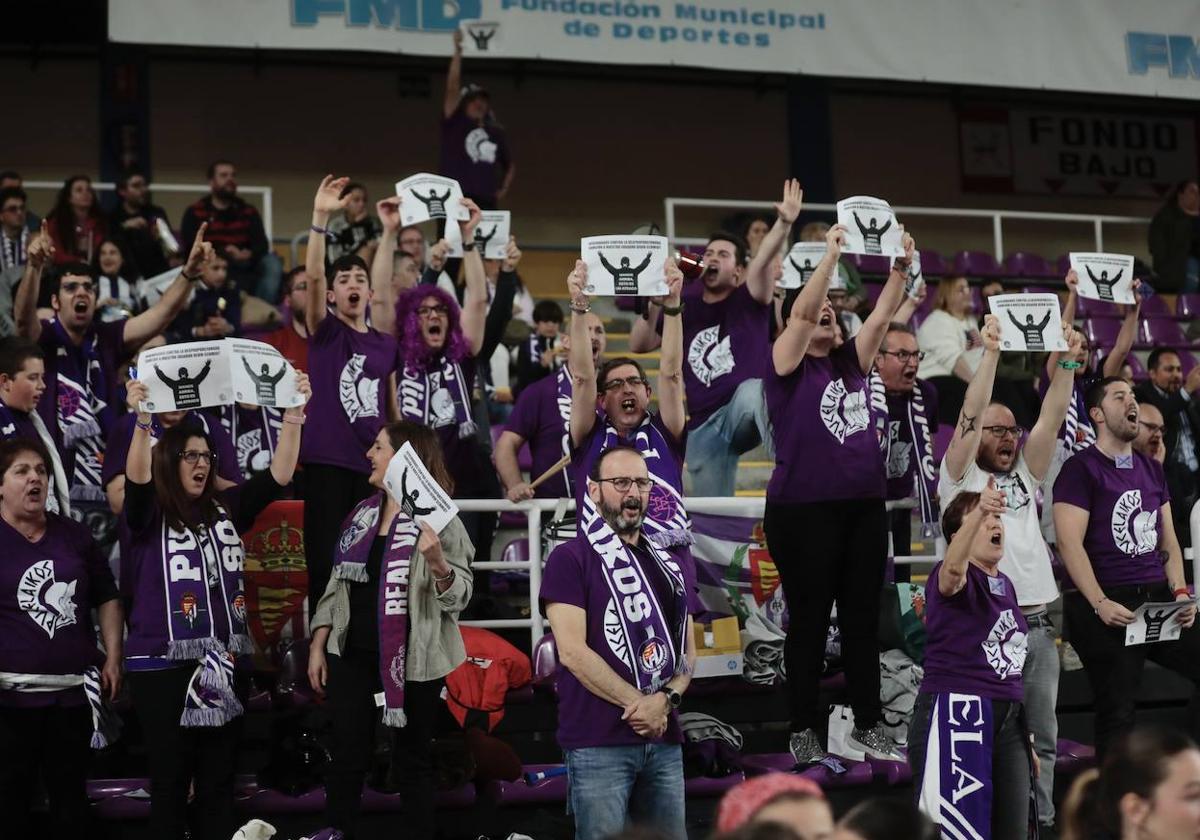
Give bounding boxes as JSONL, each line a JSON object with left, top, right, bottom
{"left": 312, "top": 515, "right": 474, "bottom": 682}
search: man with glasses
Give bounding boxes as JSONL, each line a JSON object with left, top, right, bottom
{"left": 1134, "top": 349, "right": 1200, "bottom": 519}
{"left": 542, "top": 444, "right": 694, "bottom": 840}
{"left": 874, "top": 322, "right": 938, "bottom": 579}
{"left": 0, "top": 186, "right": 29, "bottom": 272}
{"left": 1134, "top": 401, "right": 1196, "bottom": 550}
{"left": 938, "top": 313, "right": 1083, "bottom": 836}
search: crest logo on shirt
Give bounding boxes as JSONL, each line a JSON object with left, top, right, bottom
{"left": 638, "top": 638, "right": 668, "bottom": 674}
{"left": 819, "top": 378, "right": 869, "bottom": 443}
{"left": 430, "top": 387, "right": 456, "bottom": 428}
{"left": 687, "top": 326, "right": 735, "bottom": 387}
{"left": 339, "top": 354, "right": 380, "bottom": 423}
{"left": 993, "top": 471, "right": 1031, "bottom": 513}
{"left": 885, "top": 421, "right": 912, "bottom": 479}
{"left": 603, "top": 598, "right": 634, "bottom": 672}
{"left": 465, "top": 127, "right": 498, "bottom": 164}
{"left": 17, "top": 560, "right": 78, "bottom": 639}
{"left": 981, "top": 608, "right": 1027, "bottom": 680}
{"left": 236, "top": 429, "right": 267, "bottom": 476}
{"left": 1112, "top": 489, "right": 1159, "bottom": 556}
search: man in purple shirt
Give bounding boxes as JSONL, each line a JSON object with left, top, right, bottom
{"left": 497, "top": 312, "right": 606, "bottom": 501}
{"left": 543, "top": 445, "right": 695, "bottom": 840}
{"left": 629, "top": 180, "right": 802, "bottom": 496}
{"left": 1054, "top": 376, "right": 1200, "bottom": 754}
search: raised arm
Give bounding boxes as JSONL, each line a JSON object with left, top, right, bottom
{"left": 743, "top": 179, "right": 802, "bottom": 305}
{"left": 938, "top": 477, "right": 1004, "bottom": 596}
{"left": 1026, "top": 324, "right": 1082, "bottom": 480}
{"left": 1055, "top": 501, "right": 1135, "bottom": 627}
{"left": 567, "top": 261, "right": 597, "bottom": 447}
{"left": 124, "top": 381, "right": 153, "bottom": 485}
{"left": 856, "top": 228, "right": 914, "bottom": 374}
{"left": 657, "top": 259, "right": 686, "bottom": 440}
{"left": 629, "top": 305, "right": 664, "bottom": 353}
{"left": 479, "top": 239, "right": 521, "bottom": 362}
{"left": 444, "top": 30, "right": 463, "bottom": 119}
{"left": 893, "top": 277, "right": 925, "bottom": 325}
{"left": 15, "top": 220, "right": 53, "bottom": 341}
{"left": 772, "top": 224, "right": 845, "bottom": 377}
{"left": 1046, "top": 270, "right": 1079, "bottom": 377}
{"left": 370, "top": 195, "right": 405, "bottom": 312}
{"left": 943, "top": 315, "right": 1001, "bottom": 482}
{"left": 307, "top": 175, "right": 351, "bottom": 333}
{"left": 1101, "top": 280, "right": 1143, "bottom": 378}
{"left": 457, "top": 199, "right": 487, "bottom": 356}
{"left": 269, "top": 372, "right": 310, "bottom": 487}
{"left": 124, "top": 223, "right": 213, "bottom": 349}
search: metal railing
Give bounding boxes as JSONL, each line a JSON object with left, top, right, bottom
{"left": 22, "top": 181, "right": 275, "bottom": 242}
{"left": 664, "top": 197, "right": 1149, "bottom": 262}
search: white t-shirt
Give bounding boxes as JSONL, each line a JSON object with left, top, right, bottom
{"left": 938, "top": 452, "right": 1058, "bottom": 607}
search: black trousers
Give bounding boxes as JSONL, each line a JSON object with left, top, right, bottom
{"left": 765, "top": 497, "right": 888, "bottom": 732}
{"left": 128, "top": 667, "right": 250, "bottom": 840}
{"left": 0, "top": 701, "right": 94, "bottom": 840}
{"left": 325, "top": 650, "right": 443, "bottom": 840}
{"left": 303, "top": 463, "right": 375, "bottom": 618}
{"left": 1065, "top": 583, "right": 1200, "bottom": 757}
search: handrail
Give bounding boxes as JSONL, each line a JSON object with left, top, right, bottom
{"left": 665, "top": 197, "right": 1149, "bottom": 262}
{"left": 22, "top": 180, "right": 274, "bottom": 241}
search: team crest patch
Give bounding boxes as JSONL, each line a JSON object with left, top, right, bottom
{"left": 819, "top": 378, "right": 869, "bottom": 443}
{"left": 389, "top": 651, "right": 407, "bottom": 688}
{"left": 1112, "top": 489, "right": 1158, "bottom": 556}
{"left": 338, "top": 504, "right": 380, "bottom": 554}
{"left": 981, "top": 608, "right": 1027, "bottom": 680}
{"left": 687, "top": 326, "right": 735, "bottom": 386}
{"left": 17, "top": 560, "right": 78, "bottom": 639}
{"left": 638, "top": 638, "right": 668, "bottom": 674}
{"left": 646, "top": 482, "right": 678, "bottom": 522}
{"left": 177, "top": 592, "right": 201, "bottom": 627}
{"left": 230, "top": 593, "right": 247, "bottom": 623}
{"left": 339, "top": 354, "right": 380, "bottom": 423}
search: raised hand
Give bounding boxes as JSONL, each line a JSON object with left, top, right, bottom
{"left": 1063, "top": 323, "right": 1083, "bottom": 360}
{"left": 126, "top": 379, "right": 150, "bottom": 416}
{"left": 501, "top": 236, "right": 522, "bottom": 272}
{"left": 428, "top": 239, "right": 451, "bottom": 272}
{"left": 1064, "top": 269, "right": 1079, "bottom": 296}
{"left": 418, "top": 521, "right": 447, "bottom": 575}
{"left": 313, "top": 175, "right": 351, "bottom": 215}
{"left": 452, "top": 27, "right": 463, "bottom": 52}
{"left": 980, "top": 475, "right": 1006, "bottom": 515}
{"left": 377, "top": 196, "right": 403, "bottom": 233}
{"left": 664, "top": 257, "right": 683, "bottom": 306}
{"left": 981, "top": 313, "right": 1001, "bottom": 352}
{"left": 568, "top": 259, "right": 589, "bottom": 305}
{"left": 774, "top": 178, "right": 803, "bottom": 225}
{"left": 895, "top": 226, "right": 915, "bottom": 269}
{"left": 458, "top": 197, "right": 482, "bottom": 239}
{"left": 27, "top": 220, "right": 55, "bottom": 269}
{"left": 288, "top": 371, "right": 312, "bottom": 416}
{"left": 825, "top": 223, "right": 847, "bottom": 260}
{"left": 183, "top": 222, "right": 214, "bottom": 277}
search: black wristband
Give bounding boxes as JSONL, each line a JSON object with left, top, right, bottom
{"left": 463, "top": 242, "right": 477, "bottom": 252}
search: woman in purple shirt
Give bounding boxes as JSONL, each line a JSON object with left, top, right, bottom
{"left": 0, "top": 437, "right": 122, "bottom": 839}
{"left": 765, "top": 223, "right": 911, "bottom": 766}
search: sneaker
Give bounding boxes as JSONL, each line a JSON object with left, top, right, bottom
{"left": 849, "top": 724, "right": 906, "bottom": 761}
{"left": 788, "top": 728, "right": 827, "bottom": 766}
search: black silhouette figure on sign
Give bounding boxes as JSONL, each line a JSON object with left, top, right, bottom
{"left": 1143, "top": 607, "right": 1179, "bottom": 643}
{"left": 474, "top": 224, "right": 497, "bottom": 254}
{"left": 853, "top": 212, "right": 892, "bottom": 255}
{"left": 598, "top": 252, "right": 653, "bottom": 295}
{"left": 399, "top": 467, "right": 436, "bottom": 518}
{"left": 467, "top": 26, "right": 497, "bottom": 51}
{"left": 1006, "top": 310, "right": 1053, "bottom": 352}
{"left": 242, "top": 357, "right": 287, "bottom": 405}
{"left": 789, "top": 257, "right": 817, "bottom": 286}
{"left": 1085, "top": 266, "right": 1125, "bottom": 302}
{"left": 413, "top": 187, "right": 453, "bottom": 219}
{"left": 155, "top": 360, "right": 213, "bottom": 410}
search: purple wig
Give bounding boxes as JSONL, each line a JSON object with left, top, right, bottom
{"left": 395, "top": 284, "right": 469, "bottom": 371}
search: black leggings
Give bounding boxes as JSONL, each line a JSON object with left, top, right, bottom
{"left": 765, "top": 497, "right": 888, "bottom": 732}
{"left": 324, "top": 650, "right": 444, "bottom": 840}
{"left": 303, "top": 463, "right": 375, "bottom": 618}
{"left": 0, "top": 701, "right": 94, "bottom": 840}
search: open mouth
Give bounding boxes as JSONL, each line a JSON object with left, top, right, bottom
{"left": 427, "top": 324, "right": 443, "bottom": 339}
{"left": 703, "top": 264, "right": 718, "bottom": 277}
{"left": 1126, "top": 408, "right": 1138, "bottom": 423}
{"left": 818, "top": 313, "right": 833, "bottom": 327}
{"left": 620, "top": 398, "right": 636, "bottom": 412}
{"left": 27, "top": 486, "right": 42, "bottom": 501}
{"left": 622, "top": 499, "right": 642, "bottom": 514}
{"left": 348, "top": 292, "right": 361, "bottom": 306}
{"left": 998, "top": 444, "right": 1015, "bottom": 459}
{"left": 591, "top": 341, "right": 601, "bottom": 355}
{"left": 990, "top": 530, "right": 1002, "bottom": 546}
{"left": 902, "top": 369, "right": 917, "bottom": 381}
{"left": 73, "top": 300, "right": 88, "bottom": 314}
{"left": 191, "top": 470, "right": 207, "bottom": 485}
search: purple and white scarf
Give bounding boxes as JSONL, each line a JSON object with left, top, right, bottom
{"left": 0, "top": 401, "right": 70, "bottom": 515}
{"left": 333, "top": 493, "right": 419, "bottom": 728}
{"left": 49, "top": 319, "right": 112, "bottom": 502}
{"left": 871, "top": 372, "right": 939, "bottom": 536}
{"left": 579, "top": 495, "right": 687, "bottom": 693}
{"left": 555, "top": 364, "right": 574, "bottom": 494}
{"left": 0, "top": 227, "right": 27, "bottom": 271}
{"left": 587, "top": 412, "right": 692, "bottom": 548}
{"left": 180, "top": 649, "right": 243, "bottom": 727}
{"left": 398, "top": 356, "right": 477, "bottom": 439}
{"left": 1061, "top": 382, "right": 1096, "bottom": 454}
{"left": 0, "top": 666, "right": 122, "bottom": 747}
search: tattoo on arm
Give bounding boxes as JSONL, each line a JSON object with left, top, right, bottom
{"left": 959, "top": 414, "right": 977, "bottom": 437}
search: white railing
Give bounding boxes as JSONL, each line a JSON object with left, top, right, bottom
{"left": 457, "top": 496, "right": 939, "bottom": 653}
{"left": 22, "top": 181, "right": 275, "bottom": 242}
{"left": 664, "top": 198, "right": 1149, "bottom": 262}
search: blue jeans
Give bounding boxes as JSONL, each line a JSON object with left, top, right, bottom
{"left": 1023, "top": 611, "right": 1060, "bottom": 827}
{"left": 686, "top": 378, "right": 772, "bottom": 497}
{"left": 565, "top": 743, "right": 686, "bottom": 840}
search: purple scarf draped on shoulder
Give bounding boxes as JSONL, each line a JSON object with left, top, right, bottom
{"left": 397, "top": 356, "right": 476, "bottom": 440}
{"left": 333, "top": 493, "right": 419, "bottom": 728}
{"left": 49, "top": 318, "right": 114, "bottom": 501}
{"left": 870, "top": 372, "right": 938, "bottom": 536}
{"left": 555, "top": 364, "right": 573, "bottom": 495}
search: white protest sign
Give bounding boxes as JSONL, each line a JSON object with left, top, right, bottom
{"left": 988, "top": 293, "right": 1068, "bottom": 352}
{"left": 137, "top": 339, "right": 306, "bottom": 412}
{"left": 383, "top": 442, "right": 459, "bottom": 534}
{"left": 395, "top": 173, "right": 471, "bottom": 226}
{"left": 1069, "top": 252, "right": 1136, "bottom": 304}
{"left": 903, "top": 250, "right": 925, "bottom": 300}
{"left": 460, "top": 20, "right": 500, "bottom": 54}
{"left": 137, "top": 267, "right": 183, "bottom": 308}
{"left": 779, "top": 242, "right": 827, "bottom": 290}
{"left": 836, "top": 196, "right": 903, "bottom": 257}
{"left": 450, "top": 210, "right": 511, "bottom": 259}
{"left": 1125, "top": 601, "right": 1189, "bottom": 646}
{"left": 580, "top": 235, "right": 669, "bottom": 297}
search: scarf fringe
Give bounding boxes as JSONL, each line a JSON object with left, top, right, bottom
{"left": 62, "top": 417, "right": 102, "bottom": 447}
{"left": 647, "top": 527, "right": 693, "bottom": 548}
{"left": 335, "top": 562, "right": 369, "bottom": 583}
{"left": 382, "top": 707, "right": 409, "bottom": 728}
{"left": 227, "top": 633, "right": 253, "bottom": 655}
{"left": 69, "top": 484, "right": 108, "bottom": 503}
{"left": 167, "top": 637, "right": 224, "bottom": 660}
{"left": 181, "top": 706, "right": 235, "bottom": 727}
{"left": 457, "top": 419, "right": 478, "bottom": 440}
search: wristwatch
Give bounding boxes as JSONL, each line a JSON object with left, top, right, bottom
{"left": 659, "top": 687, "right": 682, "bottom": 708}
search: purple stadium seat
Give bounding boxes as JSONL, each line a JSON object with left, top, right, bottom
{"left": 487, "top": 764, "right": 569, "bottom": 805}
{"left": 89, "top": 779, "right": 152, "bottom": 819}
{"left": 1056, "top": 255, "right": 1072, "bottom": 276}
{"left": 1084, "top": 318, "right": 1123, "bottom": 347}
{"left": 866, "top": 755, "right": 912, "bottom": 786}
{"left": 741, "top": 755, "right": 875, "bottom": 789}
{"left": 1178, "top": 293, "right": 1200, "bottom": 319}
{"left": 917, "top": 249, "right": 946, "bottom": 276}
{"left": 857, "top": 255, "right": 893, "bottom": 276}
{"left": 491, "top": 538, "right": 531, "bottom": 595}
{"left": 247, "top": 687, "right": 273, "bottom": 712}
{"left": 970, "top": 286, "right": 984, "bottom": 314}
{"left": 1055, "top": 739, "right": 1097, "bottom": 778}
{"left": 489, "top": 426, "right": 533, "bottom": 473}
{"left": 532, "top": 633, "right": 559, "bottom": 689}
{"left": 1024, "top": 286, "right": 1059, "bottom": 296}
{"left": 615, "top": 295, "right": 638, "bottom": 312}
{"left": 933, "top": 425, "right": 954, "bottom": 465}
{"left": 1077, "top": 297, "right": 1122, "bottom": 319}
{"left": 362, "top": 784, "right": 476, "bottom": 810}
{"left": 276, "top": 638, "right": 315, "bottom": 706}
{"left": 1004, "top": 252, "right": 1056, "bottom": 278}
{"left": 1140, "top": 317, "right": 1189, "bottom": 348}
{"left": 1138, "top": 294, "right": 1170, "bottom": 317}
{"left": 841, "top": 253, "right": 863, "bottom": 270}
{"left": 862, "top": 283, "right": 884, "bottom": 308}
{"left": 1095, "top": 349, "right": 1148, "bottom": 381}
{"left": 952, "top": 250, "right": 1003, "bottom": 278}
{"left": 686, "top": 773, "right": 747, "bottom": 797}
{"left": 236, "top": 776, "right": 326, "bottom": 814}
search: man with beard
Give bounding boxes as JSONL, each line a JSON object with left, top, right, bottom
{"left": 542, "top": 445, "right": 694, "bottom": 840}
{"left": 1055, "top": 378, "right": 1200, "bottom": 754}
{"left": 873, "top": 322, "right": 938, "bottom": 578}
{"left": 629, "top": 180, "right": 802, "bottom": 497}
{"left": 262, "top": 267, "right": 311, "bottom": 373}
{"left": 1134, "top": 349, "right": 1200, "bottom": 506}
{"left": 497, "top": 311, "right": 606, "bottom": 502}
{"left": 938, "top": 313, "right": 1081, "bottom": 834}
{"left": 109, "top": 170, "right": 176, "bottom": 279}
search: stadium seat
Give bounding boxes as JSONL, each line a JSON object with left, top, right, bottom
{"left": 741, "top": 754, "right": 875, "bottom": 789}
{"left": 1177, "top": 294, "right": 1200, "bottom": 319}
{"left": 866, "top": 755, "right": 912, "bottom": 786}
{"left": 1004, "top": 252, "right": 1057, "bottom": 279}
{"left": 491, "top": 538, "right": 532, "bottom": 595}
{"left": 1140, "top": 317, "right": 1189, "bottom": 349}
{"left": 685, "top": 772, "right": 747, "bottom": 797}
{"left": 1055, "top": 739, "right": 1097, "bottom": 779}
{"left": 1076, "top": 297, "right": 1122, "bottom": 319}
{"left": 857, "top": 255, "right": 893, "bottom": 276}
{"left": 1180, "top": 351, "right": 1199, "bottom": 377}
{"left": 89, "top": 779, "right": 153, "bottom": 820}
{"left": 1084, "top": 318, "right": 1123, "bottom": 347}
{"left": 1138, "top": 294, "right": 1170, "bottom": 317}
{"left": 275, "top": 638, "right": 315, "bottom": 707}
{"left": 1056, "top": 255, "right": 1072, "bottom": 277}
{"left": 532, "top": 633, "right": 559, "bottom": 690}
{"left": 951, "top": 250, "right": 1003, "bottom": 278}
{"left": 917, "top": 249, "right": 946, "bottom": 277}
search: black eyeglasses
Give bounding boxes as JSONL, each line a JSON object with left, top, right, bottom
{"left": 1139, "top": 421, "right": 1165, "bottom": 434}
{"left": 178, "top": 450, "right": 216, "bottom": 465}
{"left": 417, "top": 305, "right": 449, "bottom": 318}
{"left": 601, "top": 376, "right": 648, "bottom": 392}
{"left": 60, "top": 281, "right": 95, "bottom": 294}
{"left": 595, "top": 476, "right": 653, "bottom": 493}
{"left": 982, "top": 425, "right": 1024, "bottom": 439}
{"left": 1, "top": 204, "right": 23, "bottom": 214}
{"left": 879, "top": 350, "right": 926, "bottom": 363}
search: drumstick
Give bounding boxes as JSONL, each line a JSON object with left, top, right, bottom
{"left": 528, "top": 453, "right": 572, "bottom": 490}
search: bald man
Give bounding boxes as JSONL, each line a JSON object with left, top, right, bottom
{"left": 1137, "top": 400, "right": 1197, "bottom": 549}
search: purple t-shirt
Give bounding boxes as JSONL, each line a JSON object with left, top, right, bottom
{"left": 102, "top": 410, "right": 241, "bottom": 490}
{"left": 300, "top": 316, "right": 397, "bottom": 474}
{"left": 765, "top": 338, "right": 886, "bottom": 504}
{"left": 540, "top": 534, "right": 685, "bottom": 750}
{"left": 884, "top": 381, "right": 940, "bottom": 502}
{"left": 1053, "top": 445, "right": 1171, "bottom": 589}
{"left": 920, "top": 562, "right": 1028, "bottom": 702}
{"left": 506, "top": 371, "right": 571, "bottom": 499}
{"left": 0, "top": 513, "right": 118, "bottom": 707}
{"left": 439, "top": 110, "right": 511, "bottom": 202}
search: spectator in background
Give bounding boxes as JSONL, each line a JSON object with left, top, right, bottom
{"left": 1148, "top": 180, "right": 1199, "bottom": 293}
{"left": 92, "top": 239, "right": 141, "bottom": 323}
{"left": 400, "top": 225, "right": 429, "bottom": 269}
{"left": 109, "top": 170, "right": 177, "bottom": 280}
{"left": 835, "top": 799, "right": 938, "bottom": 840}
{"left": 180, "top": 160, "right": 282, "bottom": 303}
{"left": 262, "top": 267, "right": 310, "bottom": 373}
{"left": 0, "top": 171, "right": 42, "bottom": 230}
{"left": 0, "top": 186, "right": 29, "bottom": 272}
{"left": 167, "top": 252, "right": 240, "bottom": 342}
{"left": 0, "top": 337, "right": 71, "bottom": 514}
{"left": 326, "top": 181, "right": 382, "bottom": 265}
{"left": 1134, "top": 401, "right": 1195, "bottom": 550}
{"left": 515, "top": 300, "right": 564, "bottom": 395}
{"left": 917, "top": 275, "right": 982, "bottom": 424}
{"left": 741, "top": 214, "right": 773, "bottom": 259}
{"left": 442, "top": 30, "right": 514, "bottom": 208}
{"left": 978, "top": 280, "right": 1040, "bottom": 428}
{"left": 45, "top": 176, "right": 108, "bottom": 266}
{"left": 1134, "top": 349, "right": 1200, "bottom": 486}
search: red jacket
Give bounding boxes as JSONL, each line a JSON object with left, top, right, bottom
{"left": 444, "top": 627, "right": 532, "bottom": 731}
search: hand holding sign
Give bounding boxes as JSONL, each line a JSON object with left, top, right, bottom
{"left": 1069, "top": 253, "right": 1136, "bottom": 304}
{"left": 395, "top": 174, "right": 470, "bottom": 226}
{"left": 580, "top": 236, "right": 669, "bottom": 296}
{"left": 1125, "top": 601, "right": 1189, "bottom": 646}
{"left": 137, "top": 339, "right": 306, "bottom": 412}
{"left": 836, "top": 197, "right": 903, "bottom": 257}
{"left": 988, "top": 293, "right": 1068, "bottom": 352}
{"left": 383, "top": 442, "right": 459, "bottom": 534}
